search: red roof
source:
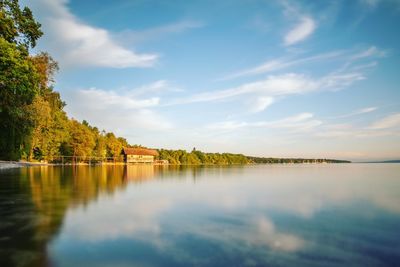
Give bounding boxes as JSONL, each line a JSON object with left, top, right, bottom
{"left": 123, "top": 147, "right": 158, "bottom": 156}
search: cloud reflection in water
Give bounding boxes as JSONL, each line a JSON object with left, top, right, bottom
{"left": 46, "top": 164, "right": 400, "bottom": 266}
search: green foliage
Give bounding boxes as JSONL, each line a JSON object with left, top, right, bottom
{"left": 105, "top": 133, "right": 123, "bottom": 159}
{"left": 31, "top": 52, "right": 59, "bottom": 92}
{"left": 156, "top": 149, "right": 250, "bottom": 165}
{"left": 0, "top": 0, "right": 42, "bottom": 159}
{"left": 247, "top": 157, "right": 351, "bottom": 164}
{"left": 0, "top": 0, "right": 42, "bottom": 50}
{"left": 27, "top": 95, "right": 51, "bottom": 160}
{"left": 67, "top": 119, "right": 96, "bottom": 159}
{"left": 0, "top": 38, "right": 38, "bottom": 111}
{"left": 0, "top": 38, "right": 39, "bottom": 159}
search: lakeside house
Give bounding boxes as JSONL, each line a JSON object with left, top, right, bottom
{"left": 122, "top": 148, "right": 159, "bottom": 164}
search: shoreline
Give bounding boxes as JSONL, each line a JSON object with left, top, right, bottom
{"left": 3, "top": 161, "right": 398, "bottom": 170}
{"left": 0, "top": 160, "right": 355, "bottom": 170}
{"left": 0, "top": 160, "right": 54, "bottom": 170}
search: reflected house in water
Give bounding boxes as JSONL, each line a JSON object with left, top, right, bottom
{"left": 123, "top": 147, "right": 159, "bottom": 163}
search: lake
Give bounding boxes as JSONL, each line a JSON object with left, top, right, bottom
{"left": 0, "top": 164, "right": 399, "bottom": 267}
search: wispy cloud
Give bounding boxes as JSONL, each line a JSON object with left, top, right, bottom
{"left": 351, "top": 46, "right": 386, "bottom": 59}
{"left": 329, "top": 106, "right": 378, "bottom": 119}
{"left": 368, "top": 113, "right": 400, "bottom": 129}
{"left": 315, "top": 113, "right": 400, "bottom": 139}
{"left": 316, "top": 126, "right": 397, "bottom": 139}
{"left": 172, "top": 71, "right": 364, "bottom": 113}
{"left": 220, "top": 46, "right": 385, "bottom": 80}
{"left": 284, "top": 16, "right": 316, "bottom": 46}
{"left": 267, "top": 113, "right": 320, "bottom": 130}
{"left": 129, "top": 80, "right": 184, "bottom": 97}
{"left": 207, "top": 110, "right": 400, "bottom": 142}
{"left": 29, "top": 0, "right": 157, "bottom": 68}
{"left": 78, "top": 88, "right": 160, "bottom": 110}
{"left": 360, "top": 107, "right": 378, "bottom": 113}
{"left": 180, "top": 73, "right": 319, "bottom": 104}
{"left": 207, "top": 112, "right": 321, "bottom": 133}
{"left": 360, "top": 0, "right": 381, "bottom": 8}
{"left": 248, "top": 15, "right": 271, "bottom": 33}
{"left": 118, "top": 20, "right": 204, "bottom": 44}
{"left": 219, "top": 50, "right": 345, "bottom": 80}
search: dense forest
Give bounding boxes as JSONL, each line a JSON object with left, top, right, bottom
{"left": 0, "top": 0, "right": 349, "bottom": 165}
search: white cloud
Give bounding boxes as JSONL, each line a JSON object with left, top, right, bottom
{"left": 249, "top": 97, "right": 274, "bottom": 113}
{"left": 284, "top": 16, "right": 316, "bottom": 46}
{"left": 279, "top": 0, "right": 316, "bottom": 46}
{"left": 369, "top": 113, "right": 400, "bottom": 129}
{"left": 79, "top": 88, "right": 160, "bottom": 110}
{"left": 255, "top": 217, "right": 304, "bottom": 252}
{"left": 189, "top": 214, "right": 306, "bottom": 253}
{"left": 63, "top": 196, "right": 171, "bottom": 242}
{"left": 65, "top": 86, "right": 173, "bottom": 135}
{"left": 29, "top": 0, "right": 157, "bottom": 68}
{"left": 359, "top": 107, "right": 378, "bottom": 113}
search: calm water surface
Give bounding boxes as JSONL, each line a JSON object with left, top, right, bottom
{"left": 0, "top": 164, "right": 399, "bottom": 267}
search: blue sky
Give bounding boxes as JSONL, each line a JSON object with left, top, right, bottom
{"left": 24, "top": 0, "right": 400, "bottom": 160}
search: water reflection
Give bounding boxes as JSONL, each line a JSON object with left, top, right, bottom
{"left": 0, "top": 164, "right": 399, "bottom": 267}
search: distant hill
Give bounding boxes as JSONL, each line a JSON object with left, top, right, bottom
{"left": 362, "top": 160, "right": 400, "bottom": 163}
{"left": 247, "top": 157, "right": 351, "bottom": 164}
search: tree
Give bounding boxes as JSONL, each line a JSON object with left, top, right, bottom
{"left": 68, "top": 120, "right": 95, "bottom": 161}
{"left": 0, "top": 38, "right": 39, "bottom": 159}
{"left": 27, "top": 95, "right": 51, "bottom": 160}
{"left": 31, "top": 52, "right": 59, "bottom": 93}
{"left": 0, "top": 0, "right": 42, "bottom": 50}
{"left": 93, "top": 133, "right": 107, "bottom": 159}
{"left": 105, "top": 133, "right": 123, "bottom": 160}
{"left": 0, "top": 0, "right": 42, "bottom": 160}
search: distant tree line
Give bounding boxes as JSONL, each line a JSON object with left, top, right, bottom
{"left": 154, "top": 151, "right": 351, "bottom": 165}
{"left": 247, "top": 157, "right": 351, "bottom": 164}
{"left": 157, "top": 148, "right": 250, "bottom": 165}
